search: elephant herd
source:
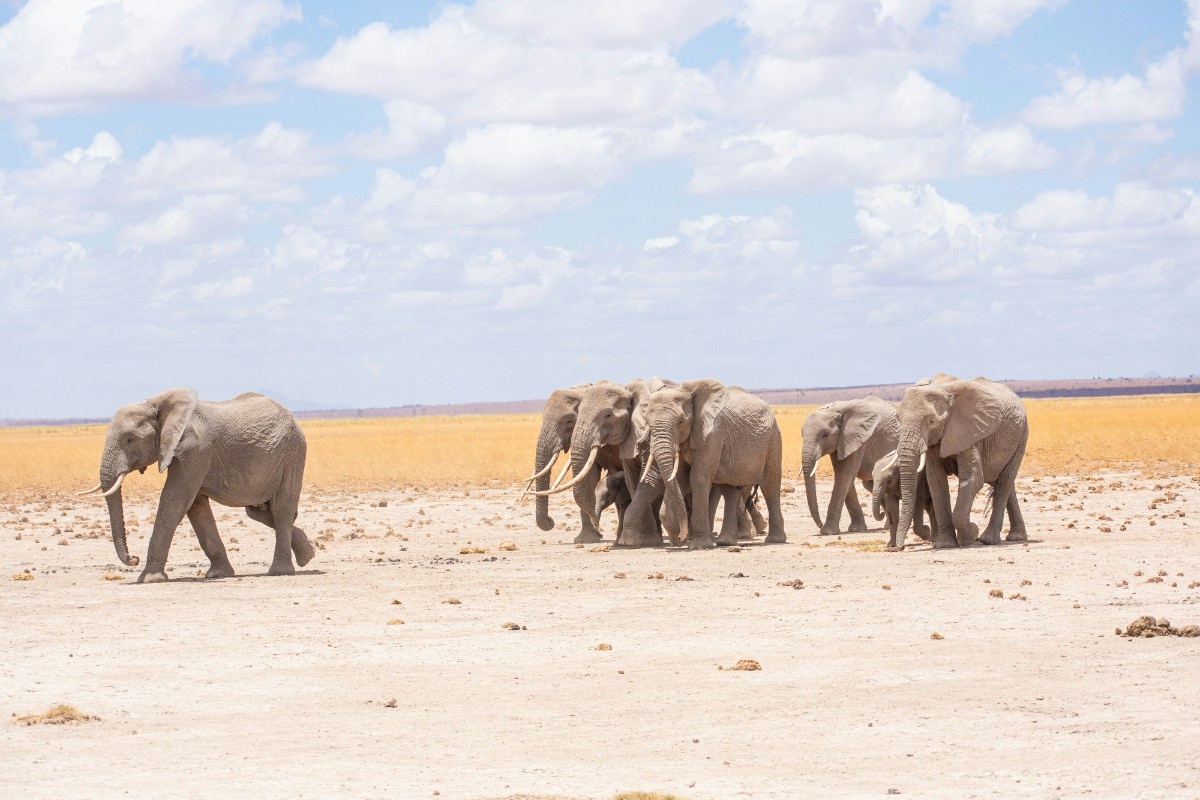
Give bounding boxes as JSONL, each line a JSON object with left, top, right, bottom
{"left": 77, "top": 375, "right": 1028, "bottom": 584}
{"left": 530, "top": 374, "right": 1029, "bottom": 553}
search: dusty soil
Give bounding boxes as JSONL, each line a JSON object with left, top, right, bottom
{"left": 3, "top": 472, "right": 1200, "bottom": 799}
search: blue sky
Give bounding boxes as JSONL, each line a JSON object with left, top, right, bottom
{"left": 2, "top": 0, "right": 1199, "bottom": 418}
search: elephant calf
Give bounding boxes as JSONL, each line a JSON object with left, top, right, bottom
{"left": 79, "top": 388, "right": 314, "bottom": 583}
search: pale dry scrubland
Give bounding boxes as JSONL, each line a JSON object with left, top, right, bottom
{"left": 2, "top": 395, "right": 1200, "bottom": 799}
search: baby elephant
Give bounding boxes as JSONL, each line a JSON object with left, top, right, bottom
{"left": 79, "top": 388, "right": 314, "bottom": 583}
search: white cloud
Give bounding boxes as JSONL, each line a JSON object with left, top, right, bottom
{"left": 0, "top": 0, "right": 300, "bottom": 114}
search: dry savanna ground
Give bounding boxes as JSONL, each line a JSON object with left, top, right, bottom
{"left": 2, "top": 395, "right": 1200, "bottom": 799}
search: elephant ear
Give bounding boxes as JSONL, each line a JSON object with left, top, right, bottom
{"left": 683, "top": 378, "right": 727, "bottom": 450}
{"left": 837, "top": 402, "right": 881, "bottom": 460}
{"left": 153, "top": 388, "right": 198, "bottom": 472}
{"left": 940, "top": 380, "right": 1005, "bottom": 457}
{"left": 620, "top": 379, "right": 651, "bottom": 461}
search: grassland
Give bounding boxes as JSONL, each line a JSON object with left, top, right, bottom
{"left": 1, "top": 395, "right": 1197, "bottom": 499}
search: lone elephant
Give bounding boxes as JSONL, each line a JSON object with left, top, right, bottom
{"left": 892, "top": 377, "right": 1029, "bottom": 550}
{"left": 79, "top": 388, "right": 314, "bottom": 583}
{"left": 801, "top": 396, "right": 899, "bottom": 536}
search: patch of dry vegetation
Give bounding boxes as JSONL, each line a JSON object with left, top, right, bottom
{"left": 14, "top": 704, "right": 98, "bottom": 725}
{"left": 613, "top": 794, "right": 688, "bottom": 800}
{"left": 3, "top": 395, "right": 1196, "bottom": 497}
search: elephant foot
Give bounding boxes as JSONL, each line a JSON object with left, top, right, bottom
{"left": 978, "top": 528, "right": 1003, "bottom": 546}
{"left": 932, "top": 534, "right": 958, "bottom": 549}
{"left": 736, "top": 528, "right": 755, "bottom": 540}
{"left": 572, "top": 530, "right": 604, "bottom": 544}
{"left": 268, "top": 559, "right": 296, "bottom": 576}
{"left": 957, "top": 522, "right": 980, "bottom": 548}
{"left": 914, "top": 524, "right": 932, "bottom": 541}
{"left": 687, "top": 533, "right": 717, "bottom": 550}
{"left": 846, "top": 520, "right": 869, "bottom": 534}
{"left": 615, "top": 531, "right": 662, "bottom": 548}
{"left": 764, "top": 530, "right": 787, "bottom": 544}
{"left": 291, "top": 528, "right": 316, "bottom": 567}
{"left": 1005, "top": 529, "right": 1028, "bottom": 542}
{"left": 818, "top": 526, "right": 840, "bottom": 537}
{"left": 137, "top": 570, "right": 169, "bottom": 584}
{"left": 205, "top": 562, "right": 235, "bottom": 579}
{"left": 716, "top": 530, "right": 739, "bottom": 547}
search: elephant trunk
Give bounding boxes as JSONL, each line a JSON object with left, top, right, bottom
{"left": 533, "top": 428, "right": 560, "bottom": 531}
{"left": 569, "top": 426, "right": 601, "bottom": 529}
{"left": 650, "top": 428, "right": 686, "bottom": 542}
{"left": 872, "top": 476, "right": 887, "bottom": 522}
{"left": 801, "top": 443, "right": 823, "bottom": 528}
{"left": 100, "top": 447, "right": 139, "bottom": 567}
{"left": 893, "top": 434, "right": 923, "bottom": 549}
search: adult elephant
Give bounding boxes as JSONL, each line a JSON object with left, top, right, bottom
{"left": 801, "top": 396, "right": 899, "bottom": 536}
{"left": 637, "top": 379, "right": 785, "bottom": 549}
{"left": 525, "top": 384, "right": 591, "bottom": 532}
{"left": 78, "top": 389, "right": 314, "bottom": 583}
{"left": 533, "top": 379, "right": 653, "bottom": 544}
{"left": 892, "top": 377, "right": 1029, "bottom": 550}
{"left": 612, "top": 462, "right": 765, "bottom": 548}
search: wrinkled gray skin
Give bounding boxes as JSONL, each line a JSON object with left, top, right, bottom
{"left": 870, "top": 448, "right": 938, "bottom": 546}
{"left": 91, "top": 389, "right": 313, "bottom": 584}
{"left": 530, "top": 385, "right": 590, "bottom": 532}
{"left": 556, "top": 380, "right": 652, "bottom": 544}
{"left": 893, "top": 377, "right": 1029, "bottom": 550}
{"left": 872, "top": 448, "right": 1024, "bottom": 548}
{"left": 801, "top": 396, "right": 899, "bottom": 536}
{"left": 594, "top": 471, "right": 640, "bottom": 539}
{"left": 610, "top": 463, "right": 765, "bottom": 547}
{"left": 638, "top": 379, "right": 785, "bottom": 550}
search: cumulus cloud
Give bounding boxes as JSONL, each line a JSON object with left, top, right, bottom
{"left": 0, "top": 0, "right": 300, "bottom": 114}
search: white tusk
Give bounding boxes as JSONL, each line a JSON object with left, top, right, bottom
{"left": 879, "top": 450, "right": 898, "bottom": 473}
{"left": 533, "top": 446, "right": 599, "bottom": 496}
{"left": 809, "top": 459, "right": 820, "bottom": 478}
{"left": 521, "top": 457, "right": 558, "bottom": 484}
{"left": 639, "top": 451, "right": 655, "bottom": 483}
{"left": 666, "top": 447, "right": 681, "bottom": 483}
{"left": 100, "top": 472, "right": 127, "bottom": 497}
{"left": 917, "top": 451, "right": 926, "bottom": 473}
{"left": 75, "top": 483, "right": 103, "bottom": 496}
{"left": 547, "top": 457, "right": 573, "bottom": 491}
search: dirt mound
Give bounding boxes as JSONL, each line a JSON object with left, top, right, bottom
{"left": 1116, "top": 616, "right": 1200, "bottom": 638}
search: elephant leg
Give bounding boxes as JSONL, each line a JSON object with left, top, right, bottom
{"left": 187, "top": 496, "right": 234, "bottom": 579}
{"left": 913, "top": 473, "right": 932, "bottom": 542}
{"left": 952, "top": 449, "right": 984, "bottom": 547}
{"left": 1004, "top": 492, "right": 1027, "bottom": 541}
{"left": 924, "top": 449, "right": 957, "bottom": 549}
{"left": 246, "top": 505, "right": 314, "bottom": 567}
{"left": 844, "top": 481, "right": 868, "bottom": 533}
{"left": 687, "top": 469, "right": 717, "bottom": 549}
{"left": 821, "top": 453, "right": 861, "bottom": 535}
{"left": 716, "top": 487, "right": 740, "bottom": 546}
{"left": 571, "top": 468, "right": 604, "bottom": 544}
{"left": 138, "top": 473, "right": 198, "bottom": 583}
{"left": 747, "top": 489, "right": 768, "bottom": 537}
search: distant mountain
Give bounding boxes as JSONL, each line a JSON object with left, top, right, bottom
{"left": 254, "top": 389, "right": 343, "bottom": 413}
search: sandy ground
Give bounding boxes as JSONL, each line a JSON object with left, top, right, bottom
{"left": 2, "top": 472, "right": 1200, "bottom": 800}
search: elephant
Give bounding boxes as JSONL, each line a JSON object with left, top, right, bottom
{"left": 532, "top": 379, "right": 656, "bottom": 544}
{"left": 872, "top": 446, "right": 1024, "bottom": 549}
{"left": 801, "top": 396, "right": 899, "bottom": 536}
{"left": 525, "top": 384, "right": 595, "bottom": 532}
{"left": 892, "top": 376, "right": 1029, "bottom": 550}
{"left": 77, "top": 388, "right": 314, "bottom": 583}
{"left": 611, "top": 461, "right": 766, "bottom": 547}
{"left": 636, "top": 379, "right": 785, "bottom": 549}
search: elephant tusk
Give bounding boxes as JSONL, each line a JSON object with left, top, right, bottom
{"left": 809, "top": 459, "right": 820, "bottom": 478}
{"left": 521, "top": 457, "right": 558, "bottom": 484}
{"left": 879, "top": 450, "right": 899, "bottom": 473}
{"left": 76, "top": 483, "right": 103, "bottom": 496}
{"left": 533, "top": 446, "right": 599, "bottom": 496}
{"left": 100, "top": 472, "right": 127, "bottom": 497}
{"left": 666, "top": 447, "right": 681, "bottom": 483}
{"left": 639, "top": 451, "right": 655, "bottom": 483}
{"left": 547, "top": 457, "right": 573, "bottom": 491}
{"left": 917, "top": 451, "right": 926, "bottom": 474}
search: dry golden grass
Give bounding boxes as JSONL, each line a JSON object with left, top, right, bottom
{"left": 1, "top": 395, "right": 1197, "bottom": 498}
